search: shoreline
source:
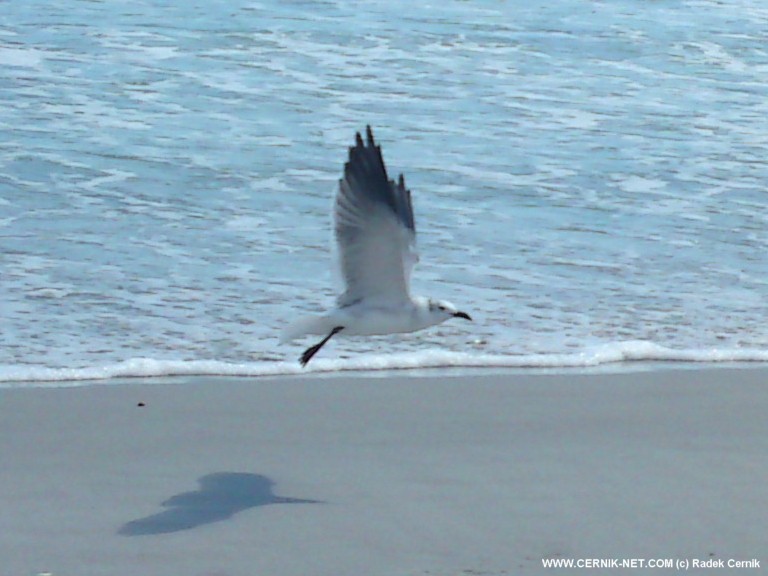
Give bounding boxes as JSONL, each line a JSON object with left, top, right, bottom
{"left": 1, "top": 367, "right": 765, "bottom": 575}
{"left": 3, "top": 358, "right": 768, "bottom": 389}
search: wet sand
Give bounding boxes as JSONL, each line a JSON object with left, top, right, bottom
{"left": 1, "top": 367, "right": 765, "bottom": 575}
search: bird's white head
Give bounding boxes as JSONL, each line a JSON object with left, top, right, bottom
{"left": 425, "top": 298, "right": 473, "bottom": 325}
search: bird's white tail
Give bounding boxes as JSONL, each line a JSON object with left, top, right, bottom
{"left": 279, "top": 314, "right": 334, "bottom": 343}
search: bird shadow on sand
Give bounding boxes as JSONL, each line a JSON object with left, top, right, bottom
{"left": 118, "top": 472, "right": 321, "bottom": 536}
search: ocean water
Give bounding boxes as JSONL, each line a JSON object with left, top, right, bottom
{"left": 2, "top": 0, "right": 768, "bottom": 384}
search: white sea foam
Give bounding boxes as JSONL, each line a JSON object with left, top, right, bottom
{"left": 0, "top": 47, "right": 45, "bottom": 68}
{"left": 2, "top": 343, "right": 767, "bottom": 387}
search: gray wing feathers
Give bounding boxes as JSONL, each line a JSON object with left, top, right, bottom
{"left": 396, "top": 174, "right": 415, "bottom": 233}
{"left": 334, "top": 126, "right": 417, "bottom": 306}
{"left": 340, "top": 126, "right": 415, "bottom": 235}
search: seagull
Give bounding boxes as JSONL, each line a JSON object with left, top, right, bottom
{"left": 282, "top": 126, "right": 472, "bottom": 366}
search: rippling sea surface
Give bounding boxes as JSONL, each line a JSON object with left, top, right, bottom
{"left": 2, "top": 0, "right": 768, "bottom": 384}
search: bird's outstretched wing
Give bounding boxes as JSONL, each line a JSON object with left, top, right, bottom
{"left": 334, "top": 126, "right": 418, "bottom": 307}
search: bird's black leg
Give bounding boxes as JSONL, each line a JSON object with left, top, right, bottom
{"left": 300, "top": 326, "right": 344, "bottom": 366}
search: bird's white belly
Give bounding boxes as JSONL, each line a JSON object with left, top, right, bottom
{"left": 335, "top": 306, "right": 421, "bottom": 336}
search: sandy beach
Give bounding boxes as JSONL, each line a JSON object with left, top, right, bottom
{"left": 1, "top": 366, "right": 765, "bottom": 575}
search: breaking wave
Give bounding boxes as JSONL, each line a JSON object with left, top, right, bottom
{"left": 2, "top": 341, "right": 767, "bottom": 387}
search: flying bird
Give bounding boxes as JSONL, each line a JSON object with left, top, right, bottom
{"left": 282, "top": 126, "right": 472, "bottom": 365}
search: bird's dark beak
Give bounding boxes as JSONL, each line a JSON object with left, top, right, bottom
{"left": 453, "top": 311, "right": 472, "bottom": 321}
